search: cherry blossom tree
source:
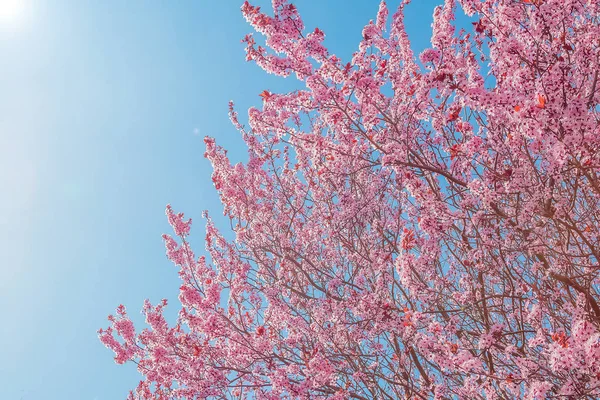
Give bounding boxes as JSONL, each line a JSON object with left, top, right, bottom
{"left": 99, "top": 0, "right": 600, "bottom": 398}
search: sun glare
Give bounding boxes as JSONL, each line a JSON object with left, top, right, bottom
{"left": 0, "top": 0, "right": 26, "bottom": 26}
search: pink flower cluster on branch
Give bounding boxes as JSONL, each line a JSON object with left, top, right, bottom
{"left": 100, "top": 0, "right": 600, "bottom": 398}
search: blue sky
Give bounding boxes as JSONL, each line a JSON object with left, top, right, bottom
{"left": 0, "top": 1, "right": 471, "bottom": 398}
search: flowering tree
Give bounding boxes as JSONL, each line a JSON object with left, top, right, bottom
{"left": 99, "top": 0, "right": 600, "bottom": 398}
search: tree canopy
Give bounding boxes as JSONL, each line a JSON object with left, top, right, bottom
{"left": 100, "top": 0, "right": 600, "bottom": 398}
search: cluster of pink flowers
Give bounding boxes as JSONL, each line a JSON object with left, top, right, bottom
{"left": 100, "top": 0, "right": 600, "bottom": 398}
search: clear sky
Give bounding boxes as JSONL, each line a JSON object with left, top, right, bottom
{"left": 0, "top": 1, "right": 471, "bottom": 398}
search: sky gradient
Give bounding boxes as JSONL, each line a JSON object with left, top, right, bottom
{"left": 0, "top": 1, "right": 471, "bottom": 398}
